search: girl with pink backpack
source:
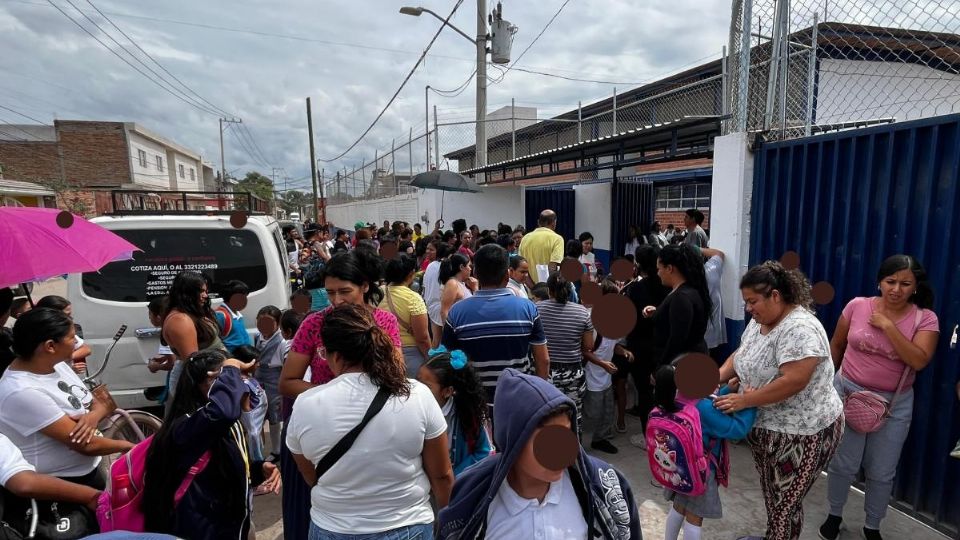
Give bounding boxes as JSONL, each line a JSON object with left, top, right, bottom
{"left": 646, "top": 362, "right": 757, "bottom": 540}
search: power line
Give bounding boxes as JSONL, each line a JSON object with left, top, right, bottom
{"left": 44, "top": 0, "right": 222, "bottom": 117}
{"left": 429, "top": 70, "right": 476, "bottom": 97}
{"left": 0, "top": 104, "right": 48, "bottom": 125}
{"left": 81, "top": 0, "right": 235, "bottom": 118}
{"left": 500, "top": 0, "right": 573, "bottom": 80}
{"left": 225, "top": 123, "right": 269, "bottom": 168}
{"left": 319, "top": 0, "right": 467, "bottom": 162}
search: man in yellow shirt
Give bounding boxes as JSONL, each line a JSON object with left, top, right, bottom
{"left": 517, "top": 209, "right": 565, "bottom": 284}
{"left": 412, "top": 223, "right": 424, "bottom": 244}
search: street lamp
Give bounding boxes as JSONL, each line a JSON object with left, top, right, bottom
{"left": 401, "top": 3, "right": 487, "bottom": 178}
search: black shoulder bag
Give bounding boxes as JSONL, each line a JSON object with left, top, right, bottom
{"left": 313, "top": 387, "right": 391, "bottom": 483}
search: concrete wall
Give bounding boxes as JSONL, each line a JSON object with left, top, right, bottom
{"left": 817, "top": 59, "right": 960, "bottom": 124}
{"left": 325, "top": 186, "right": 524, "bottom": 234}
{"left": 709, "top": 132, "right": 754, "bottom": 323}
{"left": 127, "top": 132, "right": 171, "bottom": 189}
{"left": 170, "top": 152, "right": 201, "bottom": 191}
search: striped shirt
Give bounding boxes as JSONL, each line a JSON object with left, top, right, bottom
{"left": 536, "top": 300, "right": 594, "bottom": 366}
{"left": 442, "top": 289, "right": 546, "bottom": 403}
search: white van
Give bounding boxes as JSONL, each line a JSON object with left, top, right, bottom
{"left": 67, "top": 214, "right": 291, "bottom": 409}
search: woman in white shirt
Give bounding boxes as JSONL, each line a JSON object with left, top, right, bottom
{"left": 423, "top": 242, "right": 452, "bottom": 348}
{"left": 0, "top": 309, "right": 133, "bottom": 507}
{"left": 287, "top": 303, "right": 453, "bottom": 539}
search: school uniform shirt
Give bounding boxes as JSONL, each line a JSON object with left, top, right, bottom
{"left": 585, "top": 336, "right": 616, "bottom": 392}
{"left": 579, "top": 252, "right": 598, "bottom": 281}
{"left": 0, "top": 362, "right": 100, "bottom": 476}
{"left": 255, "top": 331, "right": 289, "bottom": 369}
{"left": 485, "top": 470, "right": 589, "bottom": 540}
{"left": 0, "top": 433, "right": 35, "bottom": 486}
{"left": 286, "top": 373, "right": 446, "bottom": 534}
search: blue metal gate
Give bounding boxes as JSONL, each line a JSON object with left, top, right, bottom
{"left": 751, "top": 113, "right": 960, "bottom": 537}
{"left": 525, "top": 187, "right": 576, "bottom": 242}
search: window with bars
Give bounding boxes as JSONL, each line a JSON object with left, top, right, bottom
{"left": 189, "top": 168, "right": 195, "bottom": 182}
{"left": 178, "top": 164, "right": 185, "bottom": 178}
{"left": 137, "top": 149, "right": 147, "bottom": 168}
{"left": 156, "top": 155, "right": 164, "bottom": 172}
{"left": 655, "top": 183, "right": 711, "bottom": 210}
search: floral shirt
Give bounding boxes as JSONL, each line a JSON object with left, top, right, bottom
{"left": 290, "top": 306, "right": 402, "bottom": 385}
{"left": 733, "top": 308, "right": 843, "bottom": 436}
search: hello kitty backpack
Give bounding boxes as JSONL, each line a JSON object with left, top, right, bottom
{"left": 646, "top": 397, "right": 726, "bottom": 497}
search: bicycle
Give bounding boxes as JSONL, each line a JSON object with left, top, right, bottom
{"left": 81, "top": 325, "right": 163, "bottom": 445}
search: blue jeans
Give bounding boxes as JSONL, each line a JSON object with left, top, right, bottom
{"left": 308, "top": 523, "right": 433, "bottom": 540}
{"left": 827, "top": 372, "right": 913, "bottom": 529}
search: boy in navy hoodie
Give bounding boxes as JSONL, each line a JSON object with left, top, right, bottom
{"left": 438, "top": 368, "right": 643, "bottom": 539}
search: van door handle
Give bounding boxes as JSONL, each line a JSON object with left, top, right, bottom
{"left": 135, "top": 327, "right": 161, "bottom": 339}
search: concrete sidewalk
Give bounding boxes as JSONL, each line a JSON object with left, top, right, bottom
{"left": 592, "top": 412, "right": 949, "bottom": 540}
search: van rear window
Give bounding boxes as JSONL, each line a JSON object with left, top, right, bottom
{"left": 82, "top": 228, "right": 268, "bottom": 302}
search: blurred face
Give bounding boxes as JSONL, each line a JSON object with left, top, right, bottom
{"left": 198, "top": 284, "right": 209, "bottom": 307}
{"left": 228, "top": 293, "right": 249, "bottom": 311}
{"left": 513, "top": 413, "right": 571, "bottom": 484}
{"left": 257, "top": 314, "right": 279, "bottom": 338}
{"left": 879, "top": 269, "right": 917, "bottom": 308}
{"left": 581, "top": 239, "right": 593, "bottom": 253}
{"left": 325, "top": 276, "right": 368, "bottom": 307}
{"left": 510, "top": 260, "right": 530, "bottom": 283}
{"left": 425, "top": 243, "right": 437, "bottom": 260}
{"left": 461, "top": 232, "right": 472, "bottom": 244}
{"left": 512, "top": 231, "right": 523, "bottom": 245}
{"left": 653, "top": 222, "right": 661, "bottom": 233}
{"left": 417, "top": 365, "right": 454, "bottom": 405}
{"left": 292, "top": 294, "right": 312, "bottom": 315}
{"left": 742, "top": 287, "right": 786, "bottom": 326}
{"left": 683, "top": 214, "right": 696, "bottom": 230}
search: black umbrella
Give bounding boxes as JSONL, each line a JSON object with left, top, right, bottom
{"left": 409, "top": 170, "right": 483, "bottom": 193}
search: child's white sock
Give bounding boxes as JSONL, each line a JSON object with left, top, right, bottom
{"left": 664, "top": 507, "right": 684, "bottom": 540}
{"left": 269, "top": 422, "right": 282, "bottom": 455}
{"left": 681, "top": 521, "right": 702, "bottom": 540}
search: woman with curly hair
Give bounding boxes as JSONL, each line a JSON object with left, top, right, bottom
{"left": 417, "top": 346, "right": 492, "bottom": 476}
{"left": 714, "top": 261, "right": 844, "bottom": 540}
{"left": 287, "top": 303, "right": 453, "bottom": 539}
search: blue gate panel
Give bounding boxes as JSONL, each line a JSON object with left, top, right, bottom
{"left": 525, "top": 188, "right": 576, "bottom": 242}
{"left": 751, "top": 113, "right": 960, "bottom": 537}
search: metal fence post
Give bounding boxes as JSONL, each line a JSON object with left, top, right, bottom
{"left": 577, "top": 101, "right": 582, "bottom": 143}
{"left": 612, "top": 87, "right": 618, "bottom": 134}
{"left": 777, "top": 0, "right": 791, "bottom": 138}
{"left": 804, "top": 13, "right": 819, "bottom": 137}
{"left": 511, "top": 97, "right": 516, "bottom": 160}
{"left": 721, "top": 45, "right": 729, "bottom": 130}
{"left": 391, "top": 138, "right": 397, "bottom": 196}
{"left": 408, "top": 127, "right": 414, "bottom": 183}
{"left": 434, "top": 105, "right": 440, "bottom": 170}
{"left": 736, "top": 0, "right": 753, "bottom": 132}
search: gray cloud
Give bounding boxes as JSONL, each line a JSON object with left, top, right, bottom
{"left": 1, "top": 0, "right": 731, "bottom": 192}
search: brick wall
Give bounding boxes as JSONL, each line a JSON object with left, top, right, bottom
{"left": 654, "top": 209, "right": 711, "bottom": 232}
{"left": 56, "top": 121, "right": 130, "bottom": 187}
{"left": 0, "top": 142, "right": 61, "bottom": 184}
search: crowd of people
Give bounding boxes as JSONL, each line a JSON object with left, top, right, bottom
{"left": 0, "top": 208, "right": 954, "bottom": 540}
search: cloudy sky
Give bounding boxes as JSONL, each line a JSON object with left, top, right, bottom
{"left": 0, "top": 0, "right": 732, "bottom": 193}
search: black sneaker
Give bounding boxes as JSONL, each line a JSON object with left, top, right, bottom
{"left": 861, "top": 527, "right": 883, "bottom": 540}
{"left": 590, "top": 440, "right": 619, "bottom": 454}
{"left": 818, "top": 515, "right": 842, "bottom": 540}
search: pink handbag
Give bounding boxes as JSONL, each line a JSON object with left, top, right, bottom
{"left": 840, "top": 309, "right": 921, "bottom": 434}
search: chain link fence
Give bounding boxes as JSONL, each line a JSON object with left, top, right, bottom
{"left": 726, "top": 0, "right": 960, "bottom": 140}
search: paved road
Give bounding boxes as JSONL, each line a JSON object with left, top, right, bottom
{"left": 28, "top": 279, "right": 947, "bottom": 539}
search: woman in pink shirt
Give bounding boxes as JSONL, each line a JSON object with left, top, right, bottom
{"left": 819, "top": 255, "right": 939, "bottom": 540}
{"left": 277, "top": 248, "right": 402, "bottom": 540}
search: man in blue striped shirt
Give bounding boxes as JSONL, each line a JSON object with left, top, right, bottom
{"left": 442, "top": 244, "right": 550, "bottom": 409}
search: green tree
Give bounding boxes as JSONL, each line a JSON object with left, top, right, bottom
{"left": 236, "top": 171, "right": 274, "bottom": 201}
{"left": 278, "top": 190, "right": 313, "bottom": 216}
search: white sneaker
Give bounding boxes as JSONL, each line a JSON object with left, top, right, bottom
{"left": 630, "top": 434, "right": 647, "bottom": 450}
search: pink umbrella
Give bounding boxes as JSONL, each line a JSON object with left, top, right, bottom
{"left": 0, "top": 207, "right": 141, "bottom": 294}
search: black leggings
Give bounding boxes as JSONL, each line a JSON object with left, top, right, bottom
{"left": 626, "top": 346, "right": 657, "bottom": 431}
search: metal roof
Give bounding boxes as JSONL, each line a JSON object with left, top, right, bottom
{"left": 0, "top": 179, "right": 55, "bottom": 196}
{"left": 461, "top": 115, "right": 723, "bottom": 176}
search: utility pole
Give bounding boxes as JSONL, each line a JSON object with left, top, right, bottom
{"left": 306, "top": 98, "right": 319, "bottom": 222}
{"left": 218, "top": 117, "right": 242, "bottom": 208}
{"left": 476, "top": 0, "right": 488, "bottom": 181}
{"left": 425, "top": 86, "right": 431, "bottom": 170}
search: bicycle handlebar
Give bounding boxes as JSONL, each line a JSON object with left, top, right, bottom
{"left": 84, "top": 324, "right": 127, "bottom": 386}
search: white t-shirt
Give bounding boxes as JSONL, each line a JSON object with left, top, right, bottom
{"left": 286, "top": 373, "right": 446, "bottom": 534}
{"left": 0, "top": 433, "right": 35, "bottom": 486}
{"left": 733, "top": 308, "right": 844, "bottom": 435}
{"left": 0, "top": 362, "right": 101, "bottom": 476}
{"left": 486, "top": 470, "right": 589, "bottom": 540}
{"left": 585, "top": 335, "right": 615, "bottom": 392}
{"left": 422, "top": 261, "right": 443, "bottom": 327}
{"left": 579, "top": 252, "right": 597, "bottom": 281}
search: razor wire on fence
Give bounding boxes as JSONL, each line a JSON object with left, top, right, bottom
{"left": 726, "top": 0, "right": 960, "bottom": 140}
